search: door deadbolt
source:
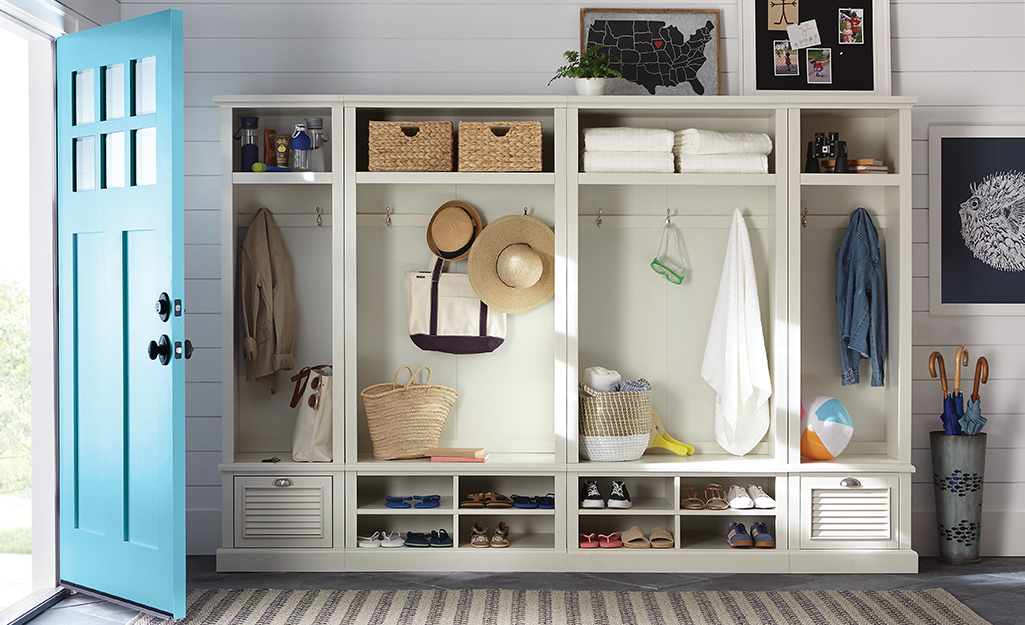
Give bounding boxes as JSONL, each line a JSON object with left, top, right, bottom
{"left": 156, "top": 292, "right": 171, "bottom": 322}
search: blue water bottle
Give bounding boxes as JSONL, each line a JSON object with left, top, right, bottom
{"left": 234, "top": 116, "right": 259, "bottom": 172}
{"left": 290, "top": 123, "right": 311, "bottom": 172}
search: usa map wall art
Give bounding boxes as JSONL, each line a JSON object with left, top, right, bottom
{"left": 580, "top": 8, "right": 721, "bottom": 96}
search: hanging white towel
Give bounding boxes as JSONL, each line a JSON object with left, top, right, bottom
{"left": 583, "top": 151, "right": 675, "bottom": 173}
{"left": 584, "top": 127, "right": 676, "bottom": 153}
{"left": 674, "top": 128, "right": 773, "bottom": 155}
{"left": 700, "top": 208, "right": 772, "bottom": 456}
{"left": 675, "top": 153, "right": 769, "bottom": 174}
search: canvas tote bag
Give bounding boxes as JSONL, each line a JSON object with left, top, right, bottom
{"left": 289, "top": 365, "right": 333, "bottom": 462}
{"left": 405, "top": 258, "right": 506, "bottom": 354}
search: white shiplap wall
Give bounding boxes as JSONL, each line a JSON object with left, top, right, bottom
{"left": 113, "top": 0, "right": 1025, "bottom": 556}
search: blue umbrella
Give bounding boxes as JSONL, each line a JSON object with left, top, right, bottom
{"left": 959, "top": 357, "right": 989, "bottom": 435}
{"left": 930, "top": 351, "right": 961, "bottom": 435}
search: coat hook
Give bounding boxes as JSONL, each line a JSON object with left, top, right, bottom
{"left": 801, "top": 207, "right": 809, "bottom": 229}
{"left": 385, "top": 206, "right": 392, "bottom": 227}
{"left": 666, "top": 209, "right": 672, "bottom": 227}
{"left": 597, "top": 208, "right": 603, "bottom": 229}
{"left": 523, "top": 207, "right": 529, "bottom": 215}
{"left": 316, "top": 206, "right": 323, "bottom": 227}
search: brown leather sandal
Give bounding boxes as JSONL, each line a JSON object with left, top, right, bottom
{"left": 704, "top": 483, "right": 729, "bottom": 510}
{"left": 681, "top": 486, "right": 705, "bottom": 510}
{"left": 459, "top": 492, "right": 486, "bottom": 508}
{"left": 484, "top": 492, "right": 513, "bottom": 508}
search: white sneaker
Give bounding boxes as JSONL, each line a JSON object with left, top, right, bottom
{"left": 726, "top": 484, "right": 754, "bottom": 509}
{"left": 747, "top": 484, "right": 776, "bottom": 509}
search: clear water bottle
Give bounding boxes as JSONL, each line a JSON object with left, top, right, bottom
{"left": 304, "top": 117, "right": 329, "bottom": 172}
{"left": 235, "top": 116, "right": 259, "bottom": 172}
{"left": 290, "top": 123, "right": 312, "bottom": 172}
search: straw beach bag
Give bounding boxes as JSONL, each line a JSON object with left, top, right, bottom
{"left": 578, "top": 380, "right": 652, "bottom": 462}
{"left": 361, "top": 365, "right": 458, "bottom": 460}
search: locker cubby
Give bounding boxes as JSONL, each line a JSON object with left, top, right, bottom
{"left": 354, "top": 514, "right": 453, "bottom": 546}
{"left": 678, "top": 477, "right": 778, "bottom": 513}
{"left": 457, "top": 475, "right": 557, "bottom": 509}
{"left": 576, "top": 476, "right": 676, "bottom": 512}
{"left": 678, "top": 515, "right": 777, "bottom": 550}
{"left": 355, "top": 475, "right": 455, "bottom": 512}
{"left": 229, "top": 106, "right": 334, "bottom": 174}
{"left": 577, "top": 514, "right": 677, "bottom": 549}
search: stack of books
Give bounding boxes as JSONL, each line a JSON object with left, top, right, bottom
{"left": 822, "top": 158, "right": 889, "bottom": 173}
{"left": 425, "top": 447, "right": 488, "bottom": 463}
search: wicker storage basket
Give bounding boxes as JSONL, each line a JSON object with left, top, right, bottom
{"left": 578, "top": 380, "right": 652, "bottom": 462}
{"left": 457, "top": 121, "right": 543, "bottom": 172}
{"left": 361, "top": 365, "right": 458, "bottom": 460}
{"left": 368, "top": 121, "right": 453, "bottom": 172}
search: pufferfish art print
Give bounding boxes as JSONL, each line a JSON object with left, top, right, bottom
{"left": 959, "top": 170, "right": 1025, "bottom": 271}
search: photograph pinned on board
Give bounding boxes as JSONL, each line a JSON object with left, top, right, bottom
{"left": 807, "top": 48, "right": 831, "bottom": 84}
{"left": 773, "top": 40, "right": 799, "bottom": 76}
{"left": 839, "top": 8, "right": 865, "bottom": 44}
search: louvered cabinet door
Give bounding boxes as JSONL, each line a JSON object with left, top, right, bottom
{"left": 800, "top": 475, "right": 898, "bottom": 550}
{"left": 233, "top": 476, "right": 333, "bottom": 548}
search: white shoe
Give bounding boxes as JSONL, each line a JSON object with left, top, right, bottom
{"left": 727, "top": 484, "right": 754, "bottom": 509}
{"left": 379, "top": 530, "right": 405, "bottom": 548}
{"left": 747, "top": 484, "right": 776, "bottom": 509}
{"left": 358, "top": 531, "right": 382, "bottom": 548}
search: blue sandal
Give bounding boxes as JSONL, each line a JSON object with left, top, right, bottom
{"left": 536, "top": 493, "right": 556, "bottom": 509}
{"left": 430, "top": 529, "right": 453, "bottom": 547}
{"left": 510, "top": 494, "right": 537, "bottom": 509}
{"left": 404, "top": 531, "right": 431, "bottom": 547}
{"left": 413, "top": 494, "right": 441, "bottom": 509}
{"left": 385, "top": 496, "right": 412, "bottom": 509}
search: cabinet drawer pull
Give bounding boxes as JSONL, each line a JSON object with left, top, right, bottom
{"left": 840, "top": 477, "right": 862, "bottom": 488}
{"left": 273, "top": 477, "right": 294, "bottom": 487}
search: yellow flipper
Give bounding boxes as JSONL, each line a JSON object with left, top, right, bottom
{"left": 647, "top": 406, "right": 695, "bottom": 456}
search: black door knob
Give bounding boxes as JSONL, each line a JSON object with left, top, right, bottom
{"left": 184, "top": 339, "right": 194, "bottom": 360}
{"left": 148, "top": 335, "right": 171, "bottom": 365}
{"left": 156, "top": 292, "right": 171, "bottom": 322}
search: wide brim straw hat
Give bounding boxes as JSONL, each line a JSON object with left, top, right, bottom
{"left": 426, "top": 200, "right": 482, "bottom": 261}
{"left": 467, "top": 214, "right": 554, "bottom": 314}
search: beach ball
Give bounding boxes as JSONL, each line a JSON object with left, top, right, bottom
{"left": 801, "top": 396, "right": 854, "bottom": 460}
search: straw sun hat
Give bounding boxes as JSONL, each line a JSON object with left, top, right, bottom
{"left": 467, "top": 214, "right": 555, "bottom": 314}
{"left": 426, "top": 200, "right": 483, "bottom": 261}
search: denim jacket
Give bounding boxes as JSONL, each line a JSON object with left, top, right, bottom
{"left": 835, "top": 207, "right": 886, "bottom": 386}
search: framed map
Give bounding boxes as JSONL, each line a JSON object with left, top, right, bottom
{"left": 928, "top": 126, "right": 1025, "bottom": 314}
{"left": 580, "top": 8, "right": 721, "bottom": 96}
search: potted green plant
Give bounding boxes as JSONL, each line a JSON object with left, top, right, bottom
{"left": 548, "top": 45, "right": 623, "bottom": 96}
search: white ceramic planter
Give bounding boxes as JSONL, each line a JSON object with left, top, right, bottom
{"left": 575, "top": 78, "right": 606, "bottom": 96}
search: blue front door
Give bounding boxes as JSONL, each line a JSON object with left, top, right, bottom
{"left": 56, "top": 10, "right": 185, "bottom": 619}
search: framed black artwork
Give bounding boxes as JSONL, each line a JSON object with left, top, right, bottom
{"left": 740, "top": 0, "right": 891, "bottom": 94}
{"left": 580, "top": 8, "right": 721, "bottom": 96}
{"left": 929, "top": 126, "right": 1025, "bottom": 314}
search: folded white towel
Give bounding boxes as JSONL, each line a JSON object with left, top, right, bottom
{"left": 584, "top": 127, "right": 675, "bottom": 153}
{"left": 584, "top": 366, "right": 621, "bottom": 392}
{"left": 676, "top": 154, "right": 769, "bottom": 174}
{"left": 584, "top": 151, "right": 675, "bottom": 173}
{"left": 674, "top": 129, "right": 773, "bottom": 155}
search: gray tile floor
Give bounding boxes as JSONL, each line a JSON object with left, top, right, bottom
{"left": 27, "top": 557, "right": 1024, "bottom": 624}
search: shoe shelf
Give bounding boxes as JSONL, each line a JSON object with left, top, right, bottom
{"left": 232, "top": 172, "right": 333, "bottom": 184}
{"left": 356, "top": 498, "right": 456, "bottom": 514}
{"left": 578, "top": 498, "right": 676, "bottom": 514}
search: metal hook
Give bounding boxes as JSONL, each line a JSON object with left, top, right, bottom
{"left": 597, "top": 208, "right": 603, "bottom": 229}
{"left": 385, "top": 206, "right": 392, "bottom": 227}
{"left": 666, "top": 209, "right": 672, "bottom": 227}
{"left": 801, "top": 207, "right": 809, "bottom": 229}
{"left": 523, "top": 207, "right": 529, "bottom": 216}
{"left": 316, "top": 206, "right": 323, "bottom": 227}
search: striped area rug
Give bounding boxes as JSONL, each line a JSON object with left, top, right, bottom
{"left": 128, "top": 587, "right": 990, "bottom": 625}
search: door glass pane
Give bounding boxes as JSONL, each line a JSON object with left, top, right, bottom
{"left": 75, "top": 136, "right": 95, "bottom": 192}
{"left": 103, "top": 132, "right": 125, "bottom": 189}
{"left": 74, "top": 68, "right": 94, "bottom": 125}
{"left": 133, "top": 57, "right": 156, "bottom": 116}
{"left": 103, "top": 63, "right": 125, "bottom": 120}
{"left": 133, "top": 127, "right": 156, "bottom": 186}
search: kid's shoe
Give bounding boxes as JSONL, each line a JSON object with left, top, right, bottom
{"left": 747, "top": 484, "right": 776, "bottom": 509}
{"left": 581, "top": 480, "right": 605, "bottom": 508}
{"left": 727, "top": 484, "right": 754, "bottom": 509}
{"left": 727, "top": 522, "right": 753, "bottom": 548}
{"left": 750, "top": 522, "right": 776, "bottom": 548}
{"left": 607, "top": 480, "right": 632, "bottom": 509}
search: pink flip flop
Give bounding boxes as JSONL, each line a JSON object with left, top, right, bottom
{"left": 598, "top": 532, "right": 623, "bottom": 548}
{"left": 579, "top": 532, "right": 599, "bottom": 548}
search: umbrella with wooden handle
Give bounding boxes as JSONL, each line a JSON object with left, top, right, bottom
{"left": 952, "top": 345, "right": 969, "bottom": 434}
{"left": 930, "top": 351, "right": 960, "bottom": 435}
{"left": 960, "top": 356, "right": 989, "bottom": 435}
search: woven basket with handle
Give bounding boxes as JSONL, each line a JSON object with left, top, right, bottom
{"left": 368, "top": 121, "right": 453, "bottom": 172}
{"left": 361, "top": 365, "right": 458, "bottom": 460}
{"left": 578, "top": 379, "right": 652, "bottom": 462}
{"left": 457, "top": 121, "right": 542, "bottom": 172}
